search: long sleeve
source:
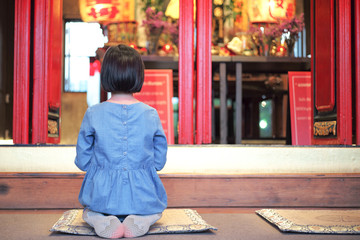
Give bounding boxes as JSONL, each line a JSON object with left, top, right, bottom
{"left": 153, "top": 111, "right": 167, "bottom": 171}
{"left": 75, "top": 110, "right": 95, "bottom": 171}
{"left": 76, "top": 102, "right": 168, "bottom": 215}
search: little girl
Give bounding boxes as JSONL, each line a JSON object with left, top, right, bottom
{"left": 75, "top": 44, "right": 168, "bottom": 238}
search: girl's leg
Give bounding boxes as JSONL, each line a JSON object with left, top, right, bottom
{"left": 82, "top": 208, "right": 124, "bottom": 239}
{"left": 123, "top": 213, "right": 162, "bottom": 238}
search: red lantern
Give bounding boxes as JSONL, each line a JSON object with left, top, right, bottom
{"left": 162, "top": 44, "right": 173, "bottom": 54}
{"left": 276, "top": 45, "right": 287, "bottom": 56}
{"left": 129, "top": 43, "right": 137, "bottom": 49}
{"left": 79, "top": 0, "right": 135, "bottom": 23}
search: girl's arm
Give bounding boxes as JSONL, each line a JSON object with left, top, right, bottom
{"left": 153, "top": 111, "right": 168, "bottom": 171}
{"left": 75, "top": 110, "right": 95, "bottom": 171}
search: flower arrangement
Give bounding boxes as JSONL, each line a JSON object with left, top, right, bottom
{"left": 142, "top": 6, "right": 179, "bottom": 55}
{"left": 165, "top": 21, "right": 179, "bottom": 46}
{"left": 140, "top": 0, "right": 170, "bottom": 13}
{"left": 263, "top": 24, "right": 284, "bottom": 56}
{"left": 248, "top": 25, "right": 265, "bottom": 56}
{"left": 279, "top": 13, "right": 305, "bottom": 56}
{"left": 247, "top": 14, "right": 305, "bottom": 56}
{"left": 264, "top": 24, "right": 283, "bottom": 40}
{"left": 142, "top": 7, "right": 168, "bottom": 38}
{"left": 279, "top": 13, "right": 305, "bottom": 40}
{"left": 142, "top": 7, "right": 169, "bottom": 54}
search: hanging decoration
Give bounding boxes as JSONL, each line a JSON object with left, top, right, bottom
{"left": 248, "top": 0, "right": 295, "bottom": 23}
{"left": 79, "top": 0, "right": 135, "bottom": 23}
{"left": 232, "top": 0, "right": 249, "bottom": 32}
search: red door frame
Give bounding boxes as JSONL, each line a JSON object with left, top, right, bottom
{"left": 47, "top": 0, "right": 63, "bottom": 144}
{"left": 13, "top": 0, "right": 62, "bottom": 144}
{"left": 13, "top": 0, "right": 31, "bottom": 144}
{"left": 13, "top": 1, "right": 356, "bottom": 146}
{"left": 311, "top": 0, "right": 352, "bottom": 145}
{"left": 32, "top": 0, "right": 62, "bottom": 144}
{"left": 15, "top": 0, "right": 209, "bottom": 145}
{"left": 178, "top": 0, "right": 194, "bottom": 144}
{"left": 335, "top": 0, "right": 352, "bottom": 145}
{"left": 32, "top": 0, "right": 49, "bottom": 144}
{"left": 196, "top": 0, "right": 212, "bottom": 144}
{"left": 355, "top": 0, "right": 360, "bottom": 145}
{"left": 179, "top": 0, "right": 212, "bottom": 144}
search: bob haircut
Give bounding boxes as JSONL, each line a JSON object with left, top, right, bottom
{"left": 101, "top": 44, "right": 144, "bottom": 93}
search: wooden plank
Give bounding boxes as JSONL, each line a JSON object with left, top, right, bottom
{"left": 164, "top": 175, "right": 360, "bottom": 207}
{"left": 143, "top": 56, "right": 310, "bottom": 72}
{"left": 0, "top": 176, "right": 83, "bottom": 209}
{"left": 1, "top": 173, "right": 359, "bottom": 209}
{"left": 219, "top": 63, "right": 227, "bottom": 144}
{"left": 235, "top": 63, "right": 242, "bottom": 144}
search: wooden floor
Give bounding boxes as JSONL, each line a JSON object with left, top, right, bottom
{"left": 1, "top": 207, "right": 357, "bottom": 214}
{"left": 0, "top": 208, "right": 271, "bottom": 214}
{"left": 1, "top": 208, "right": 360, "bottom": 240}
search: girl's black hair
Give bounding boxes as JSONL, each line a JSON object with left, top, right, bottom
{"left": 100, "top": 44, "right": 144, "bottom": 93}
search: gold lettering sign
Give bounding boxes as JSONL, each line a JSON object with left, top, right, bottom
{"left": 79, "top": 0, "right": 135, "bottom": 23}
{"left": 313, "top": 121, "right": 337, "bottom": 136}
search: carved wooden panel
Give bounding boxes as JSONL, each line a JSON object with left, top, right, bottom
{"left": 314, "top": 0, "right": 335, "bottom": 113}
{"left": 311, "top": 0, "right": 352, "bottom": 145}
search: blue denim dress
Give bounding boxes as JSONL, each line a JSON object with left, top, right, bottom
{"left": 75, "top": 102, "right": 168, "bottom": 215}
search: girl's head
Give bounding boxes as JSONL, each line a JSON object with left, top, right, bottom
{"left": 101, "top": 44, "right": 144, "bottom": 93}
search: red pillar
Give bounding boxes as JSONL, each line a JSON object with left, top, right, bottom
{"left": 13, "top": 0, "right": 31, "bottom": 144}
{"left": 47, "top": 0, "right": 63, "bottom": 144}
{"left": 178, "top": 0, "right": 194, "bottom": 144}
{"left": 336, "top": 0, "right": 352, "bottom": 144}
{"left": 32, "top": 0, "right": 62, "bottom": 144}
{"left": 355, "top": 0, "right": 360, "bottom": 145}
{"left": 196, "top": 0, "right": 212, "bottom": 144}
{"left": 13, "top": 0, "right": 62, "bottom": 144}
{"left": 32, "top": 0, "right": 49, "bottom": 144}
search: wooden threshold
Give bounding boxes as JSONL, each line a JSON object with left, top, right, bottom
{"left": 0, "top": 172, "right": 359, "bottom": 209}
